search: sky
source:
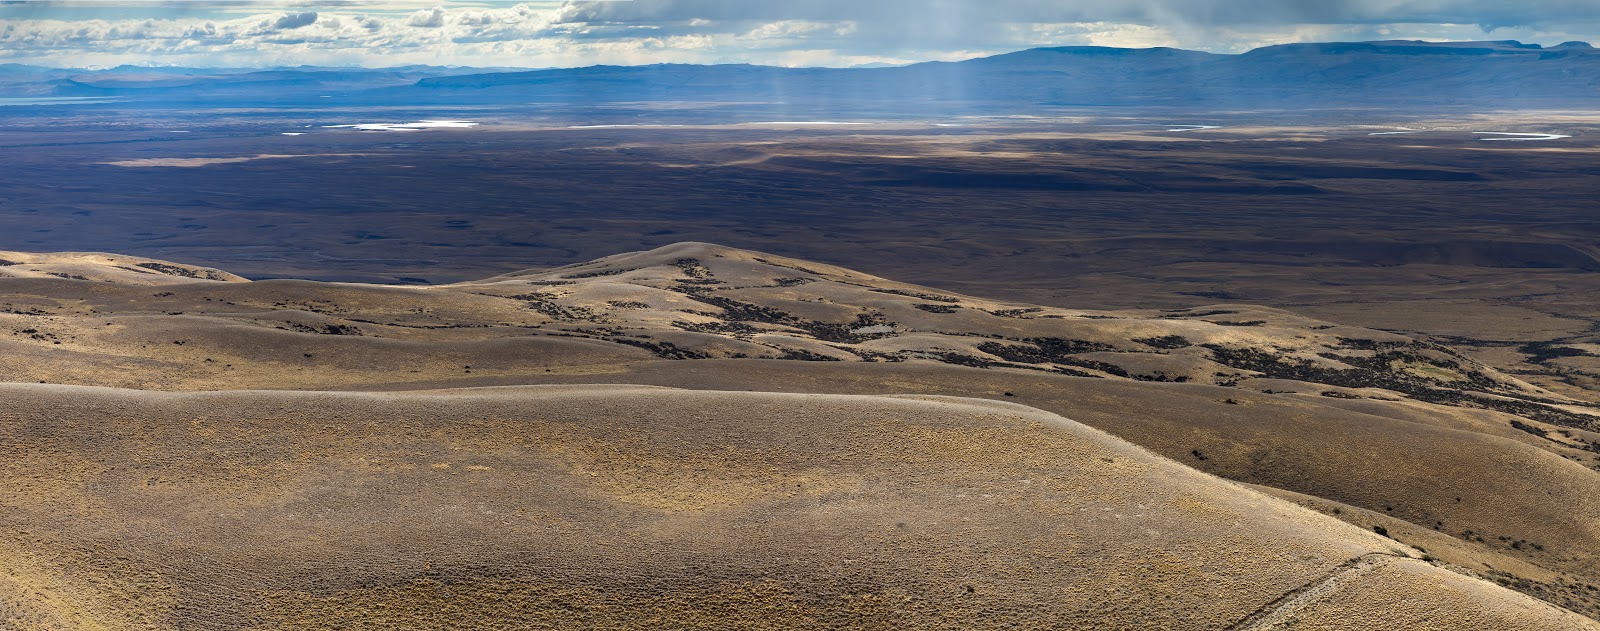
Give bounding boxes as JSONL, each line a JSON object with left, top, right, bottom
{"left": 1, "top": 0, "right": 1597, "bottom": 69}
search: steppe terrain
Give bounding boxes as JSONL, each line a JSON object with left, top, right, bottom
{"left": 6, "top": 38, "right": 1600, "bottom": 629}
{"left": 4, "top": 110, "right": 1600, "bottom": 402}
{"left": 5, "top": 97, "right": 1600, "bottom": 627}
{"left": 3, "top": 243, "right": 1600, "bottom": 628}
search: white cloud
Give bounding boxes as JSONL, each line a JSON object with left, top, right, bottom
{"left": 742, "top": 20, "right": 846, "bottom": 41}
{"left": 405, "top": 7, "right": 444, "bottom": 28}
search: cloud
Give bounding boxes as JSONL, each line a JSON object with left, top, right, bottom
{"left": 267, "top": 11, "right": 319, "bottom": 30}
{"left": 545, "top": 1, "right": 1600, "bottom": 58}
{"left": 0, "top": 0, "right": 1595, "bottom": 68}
{"left": 405, "top": 6, "right": 444, "bottom": 28}
{"left": 560, "top": 0, "right": 1600, "bottom": 30}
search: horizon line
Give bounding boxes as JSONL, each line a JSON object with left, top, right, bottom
{"left": 4, "top": 37, "right": 1594, "bottom": 72}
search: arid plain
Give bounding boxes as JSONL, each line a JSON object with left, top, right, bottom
{"left": 4, "top": 110, "right": 1600, "bottom": 628}
{"left": 6, "top": 110, "right": 1600, "bottom": 397}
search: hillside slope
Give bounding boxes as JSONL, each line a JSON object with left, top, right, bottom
{"left": 2, "top": 243, "right": 1599, "bottom": 621}
{"left": 1, "top": 384, "right": 1592, "bottom": 629}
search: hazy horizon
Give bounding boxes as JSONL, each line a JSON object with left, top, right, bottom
{"left": 4, "top": 0, "right": 1599, "bottom": 69}
{"left": 5, "top": 37, "right": 1595, "bottom": 72}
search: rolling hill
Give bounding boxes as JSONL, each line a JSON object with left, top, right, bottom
{"left": 404, "top": 40, "right": 1600, "bottom": 108}
{"left": 3, "top": 243, "right": 1599, "bottom": 627}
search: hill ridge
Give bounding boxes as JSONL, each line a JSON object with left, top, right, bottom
{"left": 7, "top": 39, "right": 1599, "bottom": 107}
{"left": 2, "top": 383, "right": 1595, "bottom": 628}
{"left": 4, "top": 243, "right": 1600, "bottom": 620}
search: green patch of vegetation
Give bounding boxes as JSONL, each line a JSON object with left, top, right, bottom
{"left": 609, "top": 338, "right": 713, "bottom": 360}
{"left": 509, "top": 293, "right": 603, "bottom": 322}
{"left": 989, "top": 308, "right": 1044, "bottom": 318}
{"left": 1132, "top": 372, "right": 1190, "bottom": 383}
{"left": 1206, "top": 344, "right": 1597, "bottom": 430}
{"left": 671, "top": 258, "right": 713, "bottom": 279}
{"left": 1520, "top": 342, "right": 1591, "bottom": 364}
{"left": 668, "top": 286, "right": 897, "bottom": 343}
{"left": 561, "top": 267, "right": 636, "bottom": 279}
{"left": 1159, "top": 309, "right": 1237, "bottom": 319}
{"left": 135, "top": 261, "right": 229, "bottom": 280}
{"left": 1057, "top": 357, "right": 1131, "bottom": 378}
{"left": 672, "top": 320, "right": 761, "bottom": 335}
{"left": 1389, "top": 359, "right": 1465, "bottom": 382}
{"left": 1336, "top": 337, "right": 1416, "bottom": 351}
{"left": 283, "top": 322, "right": 363, "bottom": 336}
{"left": 975, "top": 338, "right": 1132, "bottom": 377}
{"left": 1134, "top": 335, "right": 1192, "bottom": 350}
{"left": 977, "top": 338, "right": 1116, "bottom": 364}
{"left": 869, "top": 288, "right": 960, "bottom": 303}
{"left": 777, "top": 348, "right": 843, "bottom": 361}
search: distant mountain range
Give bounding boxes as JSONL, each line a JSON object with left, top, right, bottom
{"left": 3, "top": 40, "right": 1597, "bottom": 110}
